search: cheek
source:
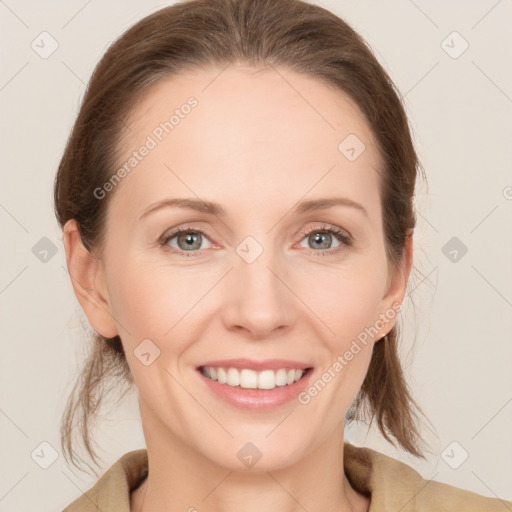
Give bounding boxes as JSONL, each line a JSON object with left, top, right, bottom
{"left": 104, "top": 258, "right": 201, "bottom": 404}
{"left": 299, "top": 270, "right": 381, "bottom": 410}
{"left": 300, "top": 263, "right": 387, "bottom": 342}
{"left": 105, "top": 255, "right": 216, "bottom": 344}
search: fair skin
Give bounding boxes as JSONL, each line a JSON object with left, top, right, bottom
{"left": 63, "top": 64, "right": 412, "bottom": 512}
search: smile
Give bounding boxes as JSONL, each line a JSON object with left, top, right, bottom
{"left": 199, "top": 366, "right": 312, "bottom": 390}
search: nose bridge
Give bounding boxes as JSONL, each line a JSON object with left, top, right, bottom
{"left": 221, "top": 236, "right": 294, "bottom": 337}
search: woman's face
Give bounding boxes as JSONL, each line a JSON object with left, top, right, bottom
{"left": 84, "top": 65, "right": 410, "bottom": 470}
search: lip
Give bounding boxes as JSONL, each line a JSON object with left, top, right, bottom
{"left": 197, "top": 366, "right": 314, "bottom": 411}
{"left": 197, "top": 358, "right": 312, "bottom": 372}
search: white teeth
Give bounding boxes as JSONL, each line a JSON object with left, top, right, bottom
{"left": 258, "top": 370, "right": 275, "bottom": 390}
{"left": 241, "top": 369, "right": 258, "bottom": 389}
{"left": 226, "top": 368, "right": 240, "bottom": 386}
{"left": 217, "top": 367, "right": 227, "bottom": 384}
{"left": 201, "top": 366, "right": 306, "bottom": 390}
{"left": 275, "top": 368, "right": 288, "bottom": 386}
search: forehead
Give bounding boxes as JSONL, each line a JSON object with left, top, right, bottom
{"left": 110, "top": 64, "right": 382, "bottom": 221}
{"left": 124, "top": 63, "right": 379, "bottom": 155}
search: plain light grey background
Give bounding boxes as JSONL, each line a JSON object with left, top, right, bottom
{"left": 1, "top": 0, "right": 511, "bottom": 510}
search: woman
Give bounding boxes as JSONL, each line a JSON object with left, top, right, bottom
{"left": 55, "top": 0, "right": 511, "bottom": 510}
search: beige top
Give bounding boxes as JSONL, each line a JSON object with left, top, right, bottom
{"left": 62, "top": 442, "right": 511, "bottom": 511}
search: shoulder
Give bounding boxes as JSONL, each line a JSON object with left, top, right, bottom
{"left": 62, "top": 449, "right": 148, "bottom": 512}
{"left": 61, "top": 445, "right": 510, "bottom": 512}
{"left": 343, "top": 442, "right": 512, "bottom": 511}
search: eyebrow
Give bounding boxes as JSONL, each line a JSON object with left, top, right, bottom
{"left": 139, "top": 196, "right": 368, "bottom": 220}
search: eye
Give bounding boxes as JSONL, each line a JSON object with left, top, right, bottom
{"left": 297, "top": 224, "right": 352, "bottom": 255}
{"left": 160, "top": 227, "right": 213, "bottom": 256}
{"left": 159, "top": 223, "right": 353, "bottom": 258}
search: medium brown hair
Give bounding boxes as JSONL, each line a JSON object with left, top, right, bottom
{"left": 54, "top": 0, "right": 431, "bottom": 475}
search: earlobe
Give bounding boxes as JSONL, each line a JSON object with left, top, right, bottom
{"left": 62, "top": 219, "right": 119, "bottom": 338}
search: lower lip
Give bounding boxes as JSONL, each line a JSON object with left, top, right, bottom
{"left": 198, "top": 369, "right": 313, "bottom": 411}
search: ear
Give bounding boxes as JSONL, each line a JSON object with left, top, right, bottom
{"left": 62, "top": 219, "right": 118, "bottom": 338}
{"left": 376, "top": 229, "right": 413, "bottom": 339}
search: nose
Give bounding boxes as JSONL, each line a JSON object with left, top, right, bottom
{"left": 221, "top": 250, "right": 295, "bottom": 339}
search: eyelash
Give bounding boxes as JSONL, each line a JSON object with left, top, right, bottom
{"left": 159, "top": 224, "right": 353, "bottom": 258}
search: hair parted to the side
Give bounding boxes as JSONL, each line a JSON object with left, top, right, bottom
{"left": 54, "top": 0, "right": 432, "bottom": 475}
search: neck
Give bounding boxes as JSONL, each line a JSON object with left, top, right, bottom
{"left": 130, "top": 401, "right": 369, "bottom": 512}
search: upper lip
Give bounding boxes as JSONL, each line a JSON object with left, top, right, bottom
{"left": 197, "top": 358, "right": 313, "bottom": 372}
